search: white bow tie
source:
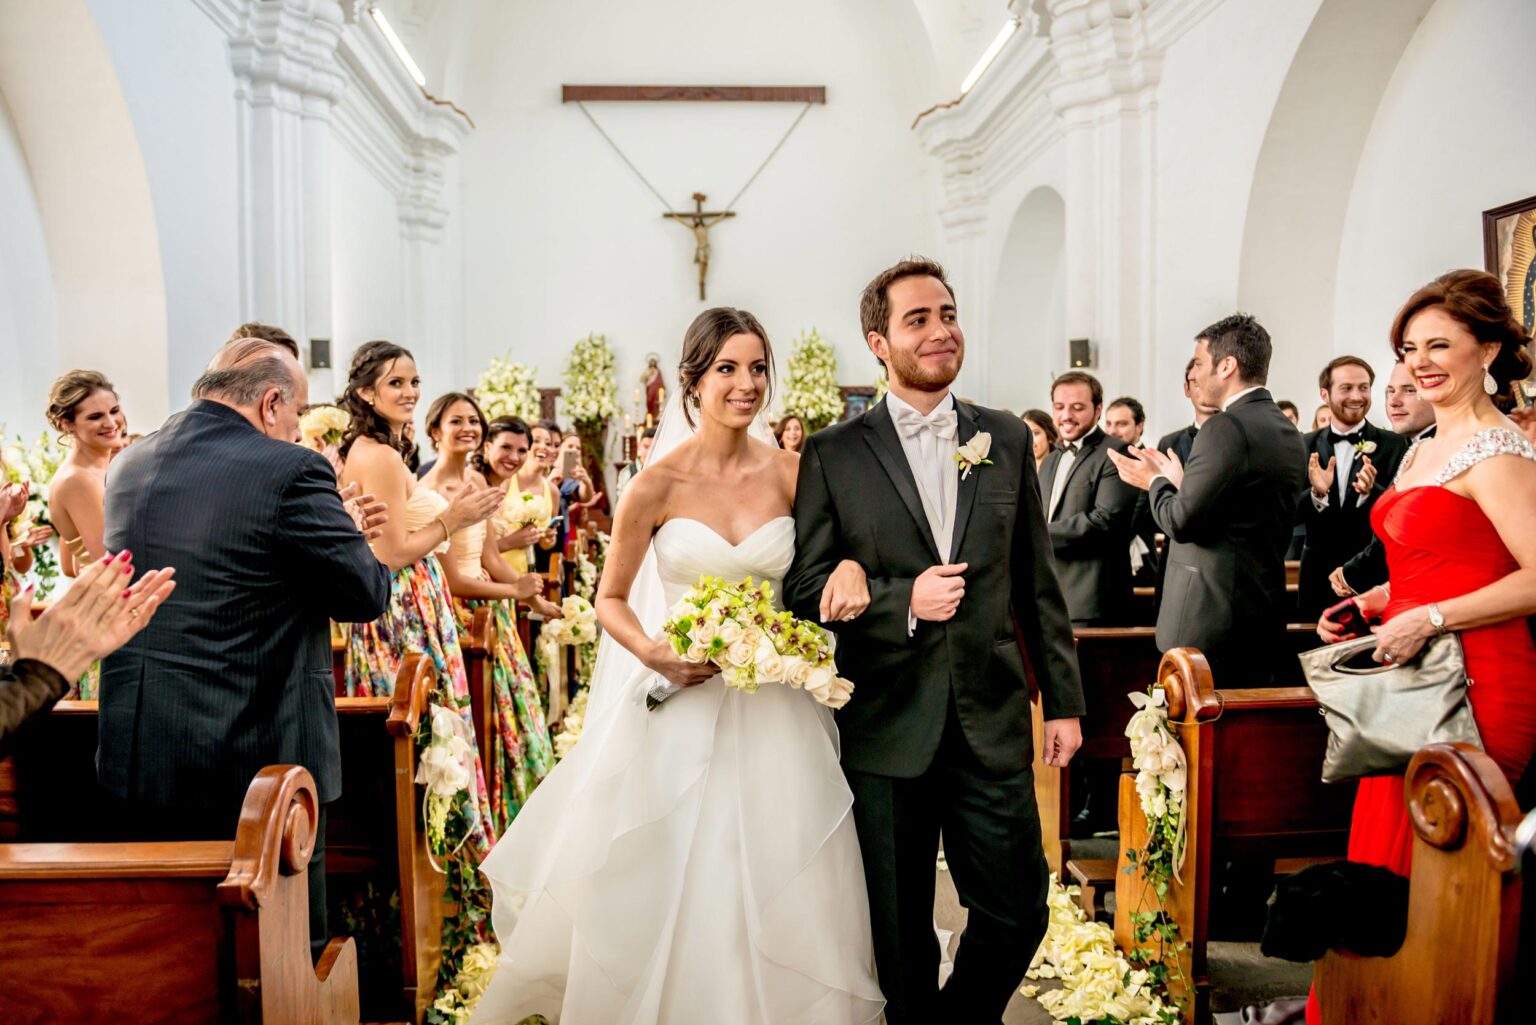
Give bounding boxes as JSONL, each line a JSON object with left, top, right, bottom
{"left": 892, "top": 404, "right": 957, "bottom": 442}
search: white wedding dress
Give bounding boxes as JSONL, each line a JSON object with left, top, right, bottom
{"left": 471, "top": 515, "right": 884, "bottom": 1025}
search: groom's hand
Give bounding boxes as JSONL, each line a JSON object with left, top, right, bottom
{"left": 910, "top": 562, "right": 967, "bottom": 622}
{"left": 1041, "top": 717, "right": 1083, "bottom": 768}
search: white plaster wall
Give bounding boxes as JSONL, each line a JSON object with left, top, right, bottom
{"left": 0, "top": 95, "right": 57, "bottom": 442}
{"left": 1149, "top": 0, "right": 1322, "bottom": 437}
{"left": 327, "top": 144, "right": 409, "bottom": 400}
{"left": 1333, "top": 0, "right": 1536, "bottom": 371}
{"left": 987, "top": 185, "right": 1067, "bottom": 412}
{"left": 447, "top": 0, "right": 941, "bottom": 417}
{"left": 85, "top": 0, "right": 241, "bottom": 412}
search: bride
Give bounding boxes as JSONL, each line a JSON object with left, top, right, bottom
{"left": 471, "top": 308, "right": 885, "bottom": 1025}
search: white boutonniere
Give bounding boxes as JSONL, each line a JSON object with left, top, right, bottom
{"left": 1353, "top": 439, "right": 1377, "bottom": 455}
{"left": 955, "top": 431, "right": 994, "bottom": 479}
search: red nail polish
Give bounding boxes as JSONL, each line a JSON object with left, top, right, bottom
{"left": 122, "top": 589, "right": 132, "bottom": 599}
{"left": 119, "top": 550, "right": 132, "bottom": 561}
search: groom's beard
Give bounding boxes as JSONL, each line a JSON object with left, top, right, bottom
{"left": 887, "top": 344, "right": 963, "bottom": 393}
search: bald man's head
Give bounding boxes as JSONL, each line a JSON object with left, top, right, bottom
{"left": 193, "top": 339, "right": 309, "bottom": 442}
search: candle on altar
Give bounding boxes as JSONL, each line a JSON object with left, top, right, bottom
{"left": 658, "top": 386, "right": 666, "bottom": 409}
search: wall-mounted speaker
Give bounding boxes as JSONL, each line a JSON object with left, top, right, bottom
{"left": 309, "top": 338, "right": 332, "bottom": 370}
{"left": 1068, "top": 338, "right": 1094, "bottom": 368}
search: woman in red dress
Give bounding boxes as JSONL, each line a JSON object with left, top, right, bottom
{"left": 1308, "top": 269, "right": 1536, "bottom": 1023}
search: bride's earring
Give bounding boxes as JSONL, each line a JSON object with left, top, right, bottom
{"left": 689, "top": 392, "right": 700, "bottom": 407}
{"left": 1483, "top": 364, "right": 1497, "bottom": 395}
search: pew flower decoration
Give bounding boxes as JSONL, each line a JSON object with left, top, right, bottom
{"left": 660, "top": 575, "right": 853, "bottom": 709}
{"left": 1022, "top": 875, "right": 1177, "bottom": 1024}
{"left": 299, "top": 404, "right": 349, "bottom": 447}
{"left": 417, "top": 704, "right": 477, "bottom": 847}
{"left": 781, "top": 328, "right": 843, "bottom": 431}
{"left": 475, "top": 355, "right": 542, "bottom": 422}
{"left": 574, "top": 548, "right": 599, "bottom": 603}
{"left": 552, "top": 686, "right": 590, "bottom": 760}
{"left": 1118, "top": 686, "right": 1192, "bottom": 1018}
{"left": 955, "top": 432, "right": 994, "bottom": 479}
{"left": 2, "top": 431, "right": 66, "bottom": 597}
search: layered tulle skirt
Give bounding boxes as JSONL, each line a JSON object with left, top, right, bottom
{"left": 470, "top": 656, "right": 884, "bottom": 1025}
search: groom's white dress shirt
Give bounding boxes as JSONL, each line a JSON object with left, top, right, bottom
{"left": 887, "top": 390, "right": 960, "bottom": 635}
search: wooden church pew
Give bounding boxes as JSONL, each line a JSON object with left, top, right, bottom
{"left": 4, "top": 656, "right": 443, "bottom": 1025}
{"left": 0, "top": 765, "right": 362, "bottom": 1025}
{"left": 1314, "top": 742, "right": 1524, "bottom": 1025}
{"left": 1111, "top": 647, "right": 1357, "bottom": 1023}
{"left": 1034, "top": 623, "right": 1320, "bottom": 881}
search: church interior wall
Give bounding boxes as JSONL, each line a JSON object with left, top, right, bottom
{"left": 0, "top": 94, "right": 56, "bottom": 442}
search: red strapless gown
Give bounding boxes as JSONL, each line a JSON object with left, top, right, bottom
{"left": 1306, "top": 484, "right": 1536, "bottom": 1024}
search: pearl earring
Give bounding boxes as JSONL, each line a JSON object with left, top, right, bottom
{"left": 1483, "top": 364, "right": 1497, "bottom": 395}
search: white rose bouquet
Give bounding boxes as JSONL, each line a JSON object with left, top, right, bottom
{"left": 299, "top": 404, "right": 349, "bottom": 447}
{"left": 502, "top": 490, "right": 546, "bottom": 531}
{"left": 655, "top": 575, "right": 853, "bottom": 710}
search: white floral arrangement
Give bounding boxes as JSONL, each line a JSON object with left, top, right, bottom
{"left": 475, "top": 355, "right": 542, "bottom": 423}
{"left": 552, "top": 686, "right": 589, "bottom": 760}
{"left": 574, "top": 547, "right": 598, "bottom": 603}
{"left": 561, "top": 332, "right": 620, "bottom": 426}
{"left": 875, "top": 373, "right": 889, "bottom": 401}
{"left": 659, "top": 575, "right": 852, "bottom": 709}
{"left": 1127, "top": 688, "right": 1188, "bottom": 872}
{"left": 299, "top": 404, "right": 349, "bottom": 448}
{"left": 502, "top": 490, "right": 546, "bottom": 531}
{"left": 547, "top": 594, "right": 598, "bottom": 646}
{"left": 416, "top": 704, "right": 478, "bottom": 854}
{"left": 1021, "top": 876, "right": 1176, "bottom": 1024}
{"left": 780, "top": 328, "right": 844, "bottom": 431}
{"left": 2, "top": 431, "right": 67, "bottom": 597}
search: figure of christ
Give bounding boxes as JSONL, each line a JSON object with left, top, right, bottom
{"left": 663, "top": 192, "right": 735, "bottom": 300}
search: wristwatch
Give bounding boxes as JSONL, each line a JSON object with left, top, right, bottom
{"left": 1426, "top": 602, "right": 1446, "bottom": 637}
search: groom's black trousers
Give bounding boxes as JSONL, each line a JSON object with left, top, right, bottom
{"left": 845, "top": 698, "right": 1049, "bottom": 1025}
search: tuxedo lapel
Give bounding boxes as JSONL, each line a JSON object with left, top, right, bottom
{"left": 947, "top": 402, "right": 982, "bottom": 562}
{"left": 863, "top": 401, "right": 942, "bottom": 563}
{"left": 1059, "top": 428, "right": 1103, "bottom": 497}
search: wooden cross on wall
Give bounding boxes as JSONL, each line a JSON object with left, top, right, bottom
{"left": 562, "top": 84, "right": 827, "bottom": 300}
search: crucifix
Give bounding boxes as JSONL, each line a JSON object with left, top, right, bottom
{"left": 663, "top": 193, "right": 735, "bottom": 300}
{"left": 563, "top": 84, "right": 826, "bottom": 300}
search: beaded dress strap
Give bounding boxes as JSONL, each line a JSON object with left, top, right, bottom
{"left": 1429, "top": 427, "right": 1536, "bottom": 487}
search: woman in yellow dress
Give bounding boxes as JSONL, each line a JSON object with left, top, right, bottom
{"left": 479, "top": 417, "right": 557, "bottom": 574}
{"left": 45, "top": 370, "right": 125, "bottom": 697}
{"left": 421, "top": 394, "right": 563, "bottom": 831}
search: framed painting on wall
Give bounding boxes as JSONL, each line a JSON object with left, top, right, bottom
{"left": 1482, "top": 194, "right": 1536, "bottom": 403}
{"left": 839, "top": 386, "right": 877, "bottom": 422}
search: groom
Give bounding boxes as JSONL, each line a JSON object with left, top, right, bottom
{"left": 786, "top": 258, "right": 1084, "bottom": 1024}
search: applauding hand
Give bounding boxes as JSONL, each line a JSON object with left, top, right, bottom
{"left": 1307, "top": 452, "right": 1336, "bottom": 498}
{"left": 1351, "top": 454, "right": 1377, "bottom": 496}
{"left": 7, "top": 552, "right": 176, "bottom": 682}
{"left": 445, "top": 482, "right": 505, "bottom": 532}
{"left": 339, "top": 482, "right": 388, "bottom": 542}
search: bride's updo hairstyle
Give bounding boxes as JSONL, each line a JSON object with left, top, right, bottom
{"left": 677, "top": 306, "right": 774, "bottom": 427}
{"left": 339, "top": 339, "right": 416, "bottom": 460}
{"left": 1390, "top": 269, "right": 1534, "bottom": 412}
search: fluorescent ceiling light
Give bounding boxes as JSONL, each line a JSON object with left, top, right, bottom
{"left": 960, "top": 18, "right": 1021, "bottom": 96}
{"left": 369, "top": 5, "right": 426, "bottom": 88}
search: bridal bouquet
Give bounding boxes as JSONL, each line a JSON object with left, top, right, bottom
{"left": 502, "top": 490, "right": 546, "bottom": 531}
{"left": 655, "top": 575, "right": 853, "bottom": 710}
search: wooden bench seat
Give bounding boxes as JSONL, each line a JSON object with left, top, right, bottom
{"left": 1315, "top": 742, "right": 1525, "bottom": 1025}
{"left": 1034, "top": 623, "right": 1322, "bottom": 879}
{"left": 1112, "top": 647, "right": 1356, "bottom": 1023}
{"left": 0, "top": 765, "right": 362, "bottom": 1025}
{"left": 4, "top": 656, "right": 443, "bottom": 1025}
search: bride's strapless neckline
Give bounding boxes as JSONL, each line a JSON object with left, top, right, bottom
{"left": 657, "top": 515, "right": 794, "bottom": 548}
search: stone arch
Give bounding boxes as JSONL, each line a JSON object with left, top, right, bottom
{"left": 1235, "top": 0, "right": 1437, "bottom": 401}
{"left": 0, "top": 0, "right": 169, "bottom": 430}
{"left": 988, "top": 185, "right": 1066, "bottom": 410}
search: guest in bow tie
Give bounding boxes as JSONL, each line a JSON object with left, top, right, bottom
{"left": 1038, "top": 372, "right": 1137, "bottom": 626}
{"left": 1294, "top": 356, "right": 1408, "bottom": 621}
{"left": 1325, "top": 360, "right": 1437, "bottom": 604}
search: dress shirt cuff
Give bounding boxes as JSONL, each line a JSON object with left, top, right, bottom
{"left": 907, "top": 608, "right": 917, "bottom": 636}
{"left": 1311, "top": 490, "right": 1329, "bottom": 512}
{"left": 1148, "top": 473, "right": 1171, "bottom": 491}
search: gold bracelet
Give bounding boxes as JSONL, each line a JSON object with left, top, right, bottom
{"left": 436, "top": 514, "right": 451, "bottom": 542}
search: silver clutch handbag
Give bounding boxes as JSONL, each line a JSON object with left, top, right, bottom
{"left": 1299, "top": 633, "right": 1482, "bottom": 784}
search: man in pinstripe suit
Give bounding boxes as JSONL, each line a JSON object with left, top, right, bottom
{"left": 100, "top": 340, "right": 390, "bottom": 955}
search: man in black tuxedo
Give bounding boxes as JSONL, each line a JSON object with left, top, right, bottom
{"left": 1039, "top": 372, "right": 1137, "bottom": 625}
{"left": 1327, "top": 360, "right": 1436, "bottom": 602}
{"left": 1109, "top": 314, "right": 1305, "bottom": 683}
{"left": 1132, "top": 361, "right": 1219, "bottom": 608}
{"left": 1294, "top": 356, "right": 1408, "bottom": 621}
{"left": 100, "top": 338, "right": 390, "bottom": 955}
{"left": 786, "top": 258, "right": 1084, "bottom": 1025}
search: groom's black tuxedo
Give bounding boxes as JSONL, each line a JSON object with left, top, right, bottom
{"left": 786, "top": 396, "right": 1084, "bottom": 1024}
